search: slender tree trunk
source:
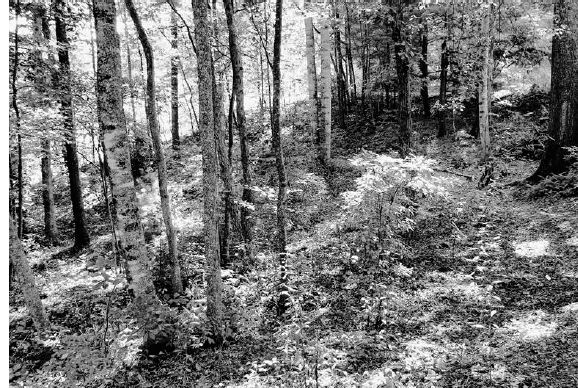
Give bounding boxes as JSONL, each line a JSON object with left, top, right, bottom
{"left": 304, "top": 17, "right": 318, "bottom": 142}
{"left": 11, "top": 0, "right": 24, "bottom": 239}
{"left": 393, "top": 5, "right": 411, "bottom": 156}
{"left": 438, "top": 38, "right": 448, "bottom": 137}
{"left": 319, "top": 20, "right": 332, "bottom": 164}
{"left": 334, "top": 4, "right": 347, "bottom": 126}
{"left": 10, "top": 217, "right": 49, "bottom": 330}
{"left": 478, "top": 0, "right": 491, "bottom": 162}
{"left": 170, "top": 1, "right": 180, "bottom": 151}
{"left": 344, "top": 0, "right": 356, "bottom": 103}
{"left": 32, "top": 6, "right": 58, "bottom": 245}
{"left": 125, "top": 0, "right": 183, "bottom": 294}
{"left": 420, "top": 19, "right": 430, "bottom": 118}
{"left": 55, "top": 0, "right": 90, "bottom": 251}
{"left": 93, "top": 0, "right": 169, "bottom": 351}
{"left": 531, "top": 0, "right": 578, "bottom": 179}
{"left": 193, "top": 0, "right": 224, "bottom": 344}
{"left": 224, "top": 0, "right": 255, "bottom": 263}
{"left": 272, "top": 0, "right": 290, "bottom": 316}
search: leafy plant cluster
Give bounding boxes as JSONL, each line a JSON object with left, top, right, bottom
{"left": 340, "top": 151, "right": 452, "bottom": 252}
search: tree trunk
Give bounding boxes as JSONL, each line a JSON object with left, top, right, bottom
{"left": 213, "top": 79, "right": 234, "bottom": 269}
{"left": 93, "top": 0, "right": 169, "bottom": 351}
{"left": 318, "top": 20, "right": 332, "bottom": 164}
{"left": 272, "top": 0, "right": 289, "bottom": 316}
{"left": 334, "top": 4, "right": 347, "bottom": 126}
{"left": 478, "top": 0, "right": 491, "bottom": 162}
{"left": 11, "top": 0, "right": 24, "bottom": 239}
{"left": 438, "top": 38, "right": 448, "bottom": 137}
{"left": 393, "top": 5, "right": 411, "bottom": 156}
{"left": 304, "top": 17, "right": 318, "bottom": 142}
{"left": 10, "top": 217, "right": 49, "bottom": 330}
{"left": 192, "top": 0, "right": 224, "bottom": 344}
{"left": 121, "top": 3, "right": 138, "bottom": 137}
{"left": 344, "top": 0, "right": 356, "bottom": 103}
{"left": 55, "top": 0, "right": 90, "bottom": 251}
{"left": 32, "top": 6, "right": 58, "bottom": 245}
{"left": 224, "top": 0, "right": 255, "bottom": 263}
{"left": 125, "top": 0, "right": 183, "bottom": 294}
{"left": 420, "top": 19, "right": 430, "bottom": 118}
{"left": 531, "top": 0, "right": 578, "bottom": 179}
{"left": 170, "top": 1, "right": 180, "bottom": 152}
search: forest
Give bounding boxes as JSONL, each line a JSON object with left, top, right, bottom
{"left": 7, "top": 0, "right": 578, "bottom": 386}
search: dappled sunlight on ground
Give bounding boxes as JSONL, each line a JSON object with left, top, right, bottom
{"left": 513, "top": 239, "right": 550, "bottom": 258}
{"left": 499, "top": 310, "right": 557, "bottom": 341}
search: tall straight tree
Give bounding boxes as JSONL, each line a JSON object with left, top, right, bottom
{"left": 478, "top": 0, "right": 491, "bottom": 161}
{"left": 55, "top": 0, "right": 90, "bottom": 251}
{"left": 223, "top": 0, "right": 255, "bottom": 262}
{"left": 393, "top": 2, "right": 411, "bottom": 156}
{"left": 124, "top": 0, "right": 183, "bottom": 294}
{"left": 272, "top": 0, "right": 290, "bottom": 316}
{"left": 531, "top": 0, "right": 578, "bottom": 179}
{"left": 170, "top": 0, "right": 180, "bottom": 151}
{"left": 333, "top": 3, "right": 347, "bottom": 126}
{"left": 419, "top": 16, "right": 430, "bottom": 118}
{"left": 10, "top": 217, "right": 49, "bottom": 330}
{"left": 11, "top": 0, "right": 24, "bottom": 238}
{"left": 32, "top": 4, "right": 58, "bottom": 245}
{"left": 318, "top": 20, "right": 332, "bottom": 164}
{"left": 93, "top": 0, "right": 169, "bottom": 349}
{"left": 344, "top": 0, "right": 356, "bottom": 102}
{"left": 304, "top": 16, "right": 318, "bottom": 142}
{"left": 193, "top": 0, "right": 224, "bottom": 344}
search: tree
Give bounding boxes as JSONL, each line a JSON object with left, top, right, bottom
{"left": 304, "top": 16, "right": 318, "bottom": 142}
{"left": 223, "top": 0, "right": 255, "bottom": 263}
{"left": 272, "top": 0, "right": 290, "bottom": 316}
{"left": 32, "top": 4, "right": 58, "bottom": 245}
{"left": 318, "top": 19, "right": 332, "bottom": 164}
{"left": 393, "top": 3, "right": 411, "bottom": 156}
{"left": 125, "top": 0, "right": 183, "bottom": 294}
{"left": 478, "top": 0, "right": 491, "bottom": 162}
{"left": 55, "top": 0, "right": 91, "bottom": 251}
{"left": 93, "top": 0, "right": 170, "bottom": 350}
{"left": 531, "top": 0, "right": 578, "bottom": 179}
{"left": 193, "top": 0, "right": 224, "bottom": 344}
{"left": 170, "top": 0, "right": 180, "bottom": 152}
{"left": 10, "top": 217, "right": 48, "bottom": 330}
{"left": 419, "top": 16, "right": 430, "bottom": 118}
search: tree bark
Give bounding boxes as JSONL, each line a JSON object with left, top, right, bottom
{"left": 10, "top": 217, "right": 49, "bottom": 330}
{"left": 93, "top": 0, "right": 169, "bottom": 350}
{"left": 224, "top": 0, "right": 255, "bottom": 263}
{"left": 318, "top": 20, "right": 332, "bottom": 164}
{"left": 438, "top": 38, "right": 448, "bottom": 137}
{"left": 531, "top": 0, "right": 578, "bottom": 179}
{"left": 125, "top": 0, "right": 183, "bottom": 294}
{"left": 344, "top": 0, "right": 356, "bottom": 103}
{"left": 478, "top": 0, "right": 491, "bottom": 162}
{"left": 170, "top": 1, "right": 180, "bottom": 152}
{"left": 304, "top": 17, "right": 318, "bottom": 142}
{"left": 11, "top": 0, "right": 24, "bottom": 239}
{"left": 192, "top": 0, "right": 224, "bottom": 344}
{"left": 419, "top": 18, "right": 430, "bottom": 118}
{"left": 334, "top": 4, "right": 347, "bottom": 126}
{"left": 272, "top": 0, "right": 290, "bottom": 316}
{"left": 55, "top": 0, "right": 91, "bottom": 251}
{"left": 32, "top": 5, "right": 58, "bottom": 245}
{"left": 393, "top": 5, "right": 411, "bottom": 156}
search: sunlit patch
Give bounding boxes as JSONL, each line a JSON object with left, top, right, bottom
{"left": 403, "top": 338, "right": 445, "bottom": 370}
{"left": 513, "top": 240, "right": 550, "bottom": 258}
{"left": 499, "top": 310, "right": 557, "bottom": 340}
{"left": 561, "top": 302, "right": 578, "bottom": 314}
{"left": 566, "top": 236, "right": 578, "bottom": 248}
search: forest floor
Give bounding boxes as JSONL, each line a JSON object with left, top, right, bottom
{"left": 9, "top": 112, "right": 578, "bottom": 387}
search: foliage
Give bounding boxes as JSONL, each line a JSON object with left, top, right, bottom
{"left": 341, "top": 152, "right": 451, "bottom": 249}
